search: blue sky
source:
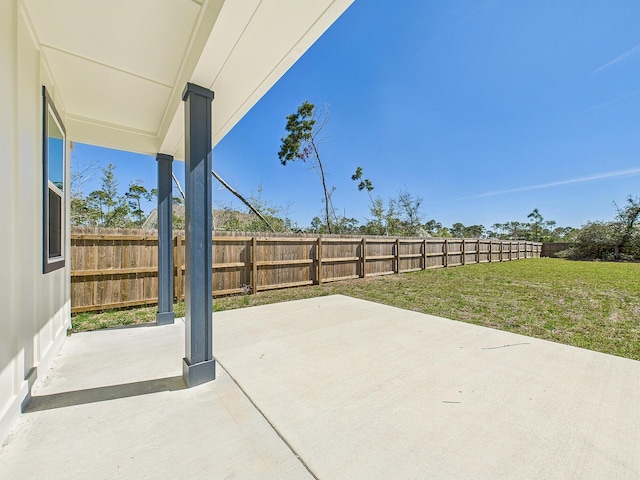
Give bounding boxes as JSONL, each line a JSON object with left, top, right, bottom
{"left": 72, "top": 0, "right": 640, "bottom": 230}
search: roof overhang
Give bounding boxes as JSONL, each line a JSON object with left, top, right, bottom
{"left": 22, "top": 0, "right": 354, "bottom": 160}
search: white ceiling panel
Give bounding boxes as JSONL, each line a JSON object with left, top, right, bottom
{"left": 44, "top": 46, "right": 172, "bottom": 133}
{"left": 22, "top": 0, "right": 354, "bottom": 158}
{"left": 25, "top": 0, "right": 199, "bottom": 86}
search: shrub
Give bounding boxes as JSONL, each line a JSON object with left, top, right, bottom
{"left": 565, "top": 222, "right": 616, "bottom": 260}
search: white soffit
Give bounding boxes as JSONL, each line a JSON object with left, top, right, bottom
{"left": 22, "top": 0, "right": 354, "bottom": 159}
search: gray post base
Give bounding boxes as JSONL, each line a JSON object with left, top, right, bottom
{"left": 182, "top": 357, "right": 216, "bottom": 387}
{"left": 156, "top": 311, "right": 175, "bottom": 326}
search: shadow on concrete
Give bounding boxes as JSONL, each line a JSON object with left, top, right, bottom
{"left": 24, "top": 376, "right": 186, "bottom": 413}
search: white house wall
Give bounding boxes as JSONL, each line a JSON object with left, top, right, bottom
{"left": 0, "top": 0, "right": 71, "bottom": 444}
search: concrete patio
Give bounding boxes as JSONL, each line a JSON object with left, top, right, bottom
{"left": 1, "top": 295, "right": 638, "bottom": 479}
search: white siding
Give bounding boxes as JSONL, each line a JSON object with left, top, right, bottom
{"left": 0, "top": 0, "right": 71, "bottom": 444}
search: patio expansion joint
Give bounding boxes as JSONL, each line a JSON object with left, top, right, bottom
{"left": 216, "top": 360, "right": 320, "bottom": 480}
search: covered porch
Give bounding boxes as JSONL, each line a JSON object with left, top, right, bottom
{"left": 25, "top": 0, "right": 354, "bottom": 386}
{"left": 0, "top": 0, "right": 353, "bottom": 446}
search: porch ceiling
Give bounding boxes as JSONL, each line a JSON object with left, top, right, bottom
{"left": 22, "top": 0, "right": 353, "bottom": 159}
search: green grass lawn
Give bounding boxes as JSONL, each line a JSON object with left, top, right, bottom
{"left": 71, "top": 258, "right": 640, "bottom": 360}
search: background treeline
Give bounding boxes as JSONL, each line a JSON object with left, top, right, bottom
{"left": 71, "top": 163, "right": 638, "bottom": 261}
{"left": 71, "top": 163, "right": 159, "bottom": 229}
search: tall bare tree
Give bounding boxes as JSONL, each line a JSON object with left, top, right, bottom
{"left": 278, "top": 101, "right": 335, "bottom": 233}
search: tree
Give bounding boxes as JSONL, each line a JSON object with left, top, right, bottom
{"left": 550, "top": 226, "right": 577, "bottom": 242}
{"left": 361, "top": 196, "right": 387, "bottom": 235}
{"left": 423, "top": 219, "right": 443, "bottom": 237}
{"left": 352, "top": 166, "right": 374, "bottom": 203}
{"left": 450, "top": 222, "right": 465, "bottom": 238}
{"left": 488, "top": 222, "right": 507, "bottom": 239}
{"left": 332, "top": 215, "right": 360, "bottom": 235}
{"left": 385, "top": 198, "right": 402, "bottom": 235}
{"left": 449, "top": 223, "right": 485, "bottom": 238}
{"left": 505, "top": 221, "right": 527, "bottom": 240}
{"left": 307, "top": 216, "right": 328, "bottom": 234}
{"left": 394, "top": 189, "right": 424, "bottom": 236}
{"left": 71, "top": 194, "right": 95, "bottom": 227}
{"left": 165, "top": 157, "right": 274, "bottom": 231}
{"left": 527, "top": 208, "right": 544, "bottom": 242}
{"left": 488, "top": 212, "right": 566, "bottom": 241}
{"left": 172, "top": 200, "right": 185, "bottom": 230}
{"left": 84, "top": 164, "right": 130, "bottom": 227}
{"left": 356, "top": 189, "right": 425, "bottom": 237}
{"left": 558, "top": 222, "right": 616, "bottom": 260}
{"left": 215, "top": 185, "right": 298, "bottom": 233}
{"left": 612, "top": 196, "right": 640, "bottom": 260}
{"left": 438, "top": 227, "right": 452, "bottom": 238}
{"left": 125, "top": 181, "right": 153, "bottom": 227}
{"left": 279, "top": 101, "right": 335, "bottom": 233}
{"left": 70, "top": 159, "right": 98, "bottom": 226}
{"left": 541, "top": 220, "right": 557, "bottom": 242}
{"left": 352, "top": 167, "right": 389, "bottom": 235}
{"left": 351, "top": 166, "right": 428, "bottom": 237}
{"left": 70, "top": 163, "right": 158, "bottom": 228}
{"left": 557, "top": 196, "right": 640, "bottom": 261}
{"left": 465, "top": 224, "right": 486, "bottom": 238}
{"left": 210, "top": 169, "right": 276, "bottom": 232}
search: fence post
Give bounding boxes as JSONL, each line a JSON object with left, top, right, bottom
{"left": 395, "top": 238, "right": 400, "bottom": 274}
{"left": 252, "top": 236, "right": 258, "bottom": 293}
{"left": 172, "top": 233, "right": 179, "bottom": 301}
{"left": 176, "top": 233, "right": 185, "bottom": 300}
{"left": 476, "top": 239, "right": 480, "bottom": 264}
{"left": 361, "top": 238, "right": 366, "bottom": 278}
{"left": 489, "top": 240, "right": 493, "bottom": 263}
{"left": 422, "top": 239, "right": 427, "bottom": 270}
{"left": 461, "top": 239, "right": 466, "bottom": 265}
{"left": 444, "top": 239, "right": 448, "bottom": 267}
{"left": 317, "top": 237, "right": 323, "bottom": 284}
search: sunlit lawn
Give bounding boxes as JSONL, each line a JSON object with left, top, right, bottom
{"left": 72, "top": 258, "right": 640, "bottom": 361}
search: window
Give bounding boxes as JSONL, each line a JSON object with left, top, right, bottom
{"left": 43, "top": 86, "right": 66, "bottom": 273}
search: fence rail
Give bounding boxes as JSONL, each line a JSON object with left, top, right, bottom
{"left": 71, "top": 227, "right": 541, "bottom": 313}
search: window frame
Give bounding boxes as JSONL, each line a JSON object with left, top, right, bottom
{"left": 42, "top": 86, "right": 66, "bottom": 273}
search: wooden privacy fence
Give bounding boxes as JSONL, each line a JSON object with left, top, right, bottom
{"left": 541, "top": 243, "right": 572, "bottom": 258}
{"left": 71, "top": 228, "right": 541, "bottom": 313}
